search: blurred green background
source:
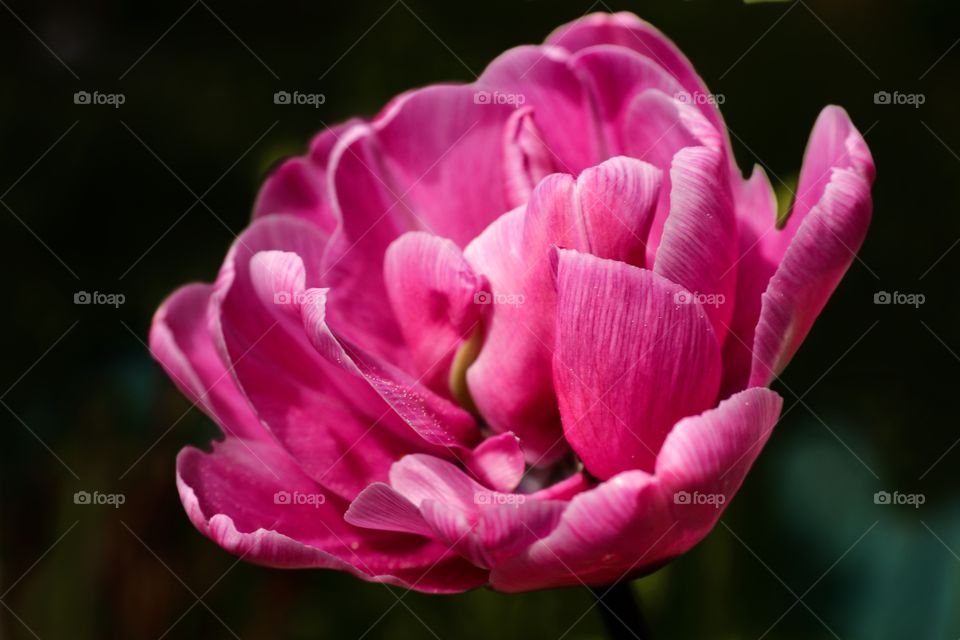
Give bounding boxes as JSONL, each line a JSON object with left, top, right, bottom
{"left": 1, "top": 0, "right": 958, "bottom": 638}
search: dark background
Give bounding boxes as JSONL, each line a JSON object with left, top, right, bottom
{"left": 2, "top": 0, "right": 958, "bottom": 638}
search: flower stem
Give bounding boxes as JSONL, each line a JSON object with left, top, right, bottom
{"left": 591, "top": 581, "right": 651, "bottom": 640}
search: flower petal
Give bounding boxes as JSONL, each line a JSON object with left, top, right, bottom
{"left": 149, "top": 283, "right": 268, "bottom": 441}
{"left": 653, "top": 146, "right": 738, "bottom": 340}
{"left": 178, "top": 439, "right": 486, "bottom": 593}
{"left": 554, "top": 249, "right": 721, "bottom": 479}
{"left": 464, "top": 432, "right": 525, "bottom": 493}
{"left": 383, "top": 232, "right": 485, "bottom": 397}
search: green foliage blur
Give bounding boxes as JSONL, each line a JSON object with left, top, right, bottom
{"left": 1, "top": 1, "right": 958, "bottom": 638}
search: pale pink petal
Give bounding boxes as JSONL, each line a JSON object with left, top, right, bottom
{"left": 554, "top": 249, "right": 721, "bottom": 479}
{"left": 344, "top": 483, "right": 433, "bottom": 537}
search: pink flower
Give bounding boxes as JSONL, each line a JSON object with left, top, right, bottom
{"left": 150, "top": 12, "right": 874, "bottom": 593}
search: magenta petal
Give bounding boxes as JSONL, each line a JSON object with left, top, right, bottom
{"left": 478, "top": 45, "right": 603, "bottom": 173}
{"left": 344, "top": 483, "right": 433, "bottom": 537}
{"left": 384, "top": 232, "right": 485, "bottom": 396}
{"left": 178, "top": 439, "right": 486, "bottom": 593}
{"left": 490, "top": 388, "right": 782, "bottom": 592}
{"left": 299, "top": 287, "right": 479, "bottom": 449}
{"left": 502, "top": 107, "right": 559, "bottom": 209}
{"left": 464, "top": 432, "right": 525, "bottom": 493}
{"left": 656, "top": 388, "right": 783, "bottom": 544}
{"left": 654, "top": 146, "right": 738, "bottom": 340}
{"left": 749, "top": 166, "right": 873, "bottom": 386}
{"left": 212, "top": 216, "right": 425, "bottom": 499}
{"left": 554, "top": 250, "right": 721, "bottom": 479}
{"left": 569, "top": 45, "right": 685, "bottom": 156}
{"left": 545, "top": 12, "right": 724, "bottom": 135}
{"left": 149, "top": 283, "right": 268, "bottom": 441}
{"left": 254, "top": 120, "right": 360, "bottom": 232}
{"left": 465, "top": 157, "right": 661, "bottom": 464}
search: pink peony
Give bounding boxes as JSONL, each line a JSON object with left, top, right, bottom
{"left": 150, "top": 12, "right": 874, "bottom": 593}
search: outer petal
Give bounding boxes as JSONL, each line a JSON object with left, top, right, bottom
{"left": 554, "top": 250, "right": 721, "bottom": 479}
{"left": 490, "top": 388, "right": 782, "bottom": 592}
{"left": 253, "top": 119, "right": 361, "bottom": 232}
{"left": 653, "top": 146, "right": 738, "bottom": 340}
{"left": 383, "top": 232, "right": 485, "bottom": 397}
{"left": 178, "top": 439, "right": 486, "bottom": 593}
{"left": 149, "top": 283, "right": 268, "bottom": 441}
{"left": 748, "top": 167, "right": 873, "bottom": 386}
{"left": 465, "top": 158, "right": 662, "bottom": 464}
{"left": 211, "top": 216, "right": 427, "bottom": 500}
{"left": 546, "top": 12, "right": 725, "bottom": 135}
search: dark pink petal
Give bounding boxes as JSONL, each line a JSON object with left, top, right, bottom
{"left": 344, "top": 483, "right": 433, "bottom": 537}
{"left": 721, "top": 165, "right": 779, "bottom": 395}
{"left": 465, "top": 158, "right": 662, "bottom": 464}
{"left": 178, "top": 439, "right": 486, "bottom": 593}
{"left": 298, "top": 286, "right": 479, "bottom": 449}
{"left": 490, "top": 388, "right": 782, "bottom": 592}
{"left": 656, "top": 387, "right": 782, "bottom": 544}
{"left": 653, "top": 146, "right": 738, "bottom": 340}
{"left": 545, "top": 12, "right": 724, "bottom": 134}
{"left": 502, "top": 107, "right": 559, "bottom": 209}
{"left": 253, "top": 120, "right": 360, "bottom": 232}
{"left": 569, "top": 45, "right": 684, "bottom": 156}
{"left": 464, "top": 432, "right": 525, "bottom": 493}
{"left": 477, "top": 45, "right": 603, "bottom": 173}
{"left": 383, "top": 232, "right": 485, "bottom": 397}
{"left": 212, "top": 216, "right": 426, "bottom": 500}
{"left": 749, "top": 167, "right": 873, "bottom": 386}
{"left": 554, "top": 250, "right": 721, "bottom": 479}
{"left": 149, "top": 283, "right": 268, "bottom": 441}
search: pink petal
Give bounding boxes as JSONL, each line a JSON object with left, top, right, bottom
{"left": 463, "top": 432, "right": 525, "bottom": 493}
{"left": 253, "top": 120, "right": 360, "bottom": 232}
{"left": 653, "top": 146, "right": 738, "bottom": 340}
{"left": 749, "top": 166, "right": 873, "bottom": 386}
{"left": 344, "top": 483, "right": 433, "bottom": 537}
{"left": 298, "top": 286, "right": 479, "bottom": 449}
{"left": 502, "top": 107, "right": 559, "bottom": 209}
{"left": 553, "top": 249, "right": 721, "bottom": 479}
{"left": 477, "top": 45, "right": 603, "bottom": 173}
{"left": 490, "top": 388, "right": 782, "bottom": 592}
{"left": 383, "top": 232, "right": 485, "bottom": 397}
{"left": 656, "top": 387, "right": 783, "bottom": 544}
{"left": 465, "top": 157, "right": 662, "bottom": 464}
{"left": 568, "top": 45, "right": 685, "bottom": 156}
{"left": 545, "top": 12, "right": 724, "bottom": 135}
{"left": 149, "top": 283, "right": 268, "bottom": 441}
{"left": 211, "top": 216, "right": 427, "bottom": 500}
{"left": 178, "top": 439, "right": 486, "bottom": 593}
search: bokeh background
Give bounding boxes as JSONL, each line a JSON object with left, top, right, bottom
{"left": 2, "top": 0, "right": 958, "bottom": 638}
